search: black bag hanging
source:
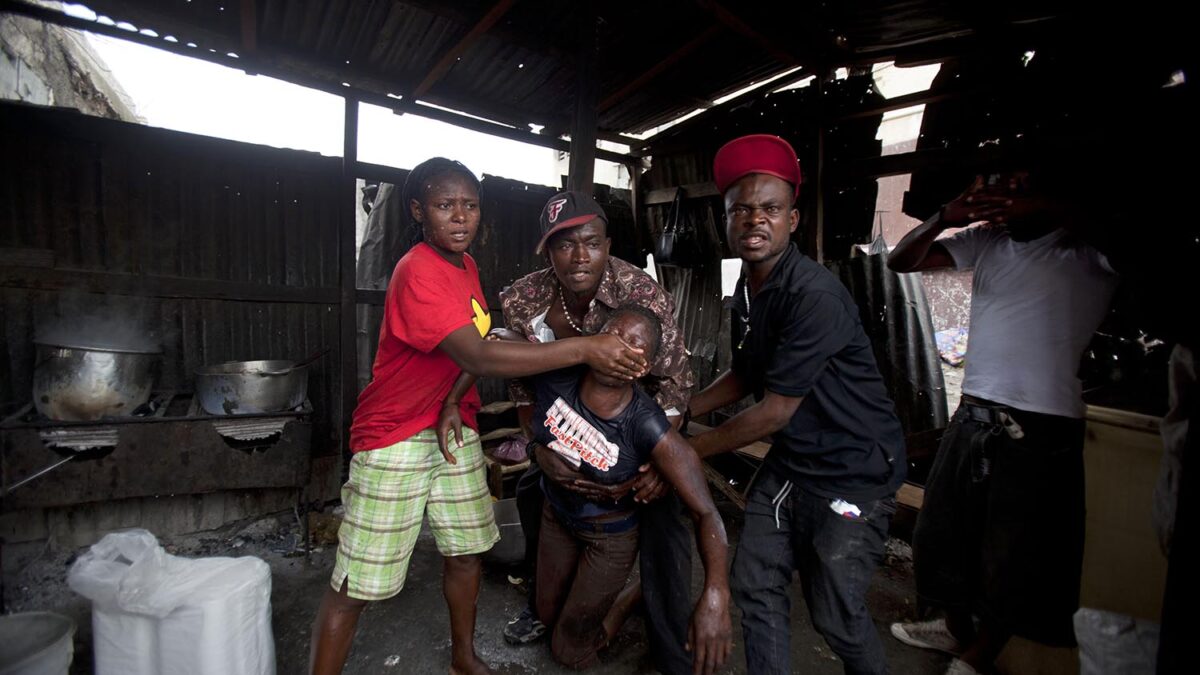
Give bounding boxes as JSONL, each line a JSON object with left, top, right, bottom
{"left": 653, "top": 187, "right": 701, "bottom": 266}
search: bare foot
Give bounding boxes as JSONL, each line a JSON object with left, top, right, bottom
{"left": 449, "top": 653, "right": 495, "bottom": 675}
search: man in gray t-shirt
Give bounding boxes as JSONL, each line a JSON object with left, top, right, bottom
{"left": 886, "top": 171, "right": 1118, "bottom": 675}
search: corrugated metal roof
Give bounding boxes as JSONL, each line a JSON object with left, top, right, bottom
{"left": 63, "top": 1, "right": 1070, "bottom": 138}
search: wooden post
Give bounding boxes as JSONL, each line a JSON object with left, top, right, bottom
{"left": 339, "top": 98, "right": 359, "bottom": 465}
{"left": 567, "top": 0, "right": 598, "bottom": 193}
{"left": 809, "top": 68, "right": 829, "bottom": 263}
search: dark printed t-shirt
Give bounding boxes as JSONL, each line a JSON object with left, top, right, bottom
{"left": 532, "top": 367, "right": 670, "bottom": 520}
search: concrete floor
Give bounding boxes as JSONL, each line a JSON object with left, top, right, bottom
{"left": 6, "top": 495, "right": 948, "bottom": 675}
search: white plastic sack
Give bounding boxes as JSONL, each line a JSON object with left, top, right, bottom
{"left": 67, "top": 529, "right": 275, "bottom": 675}
{"left": 1074, "top": 607, "right": 1159, "bottom": 675}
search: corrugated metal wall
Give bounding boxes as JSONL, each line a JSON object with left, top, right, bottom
{"left": 0, "top": 102, "right": 345, "bottom": 453}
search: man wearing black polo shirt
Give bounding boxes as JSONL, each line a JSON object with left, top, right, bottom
{"left": 687, "top": 134, "right": 906, "bottom": 675}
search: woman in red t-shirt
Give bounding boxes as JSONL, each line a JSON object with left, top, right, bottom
{"left": 311, "top": 158, "right": 648, "bottom": 675}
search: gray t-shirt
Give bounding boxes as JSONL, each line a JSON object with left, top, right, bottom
{"left": 940, "top": 226, "right": 1118, "bottom": 418}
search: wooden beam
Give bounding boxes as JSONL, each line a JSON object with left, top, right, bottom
{"left": 411, "top": 0, "right": 516, "bottom": 99}
{"left": 354, "top": 289, "right": 386, "bottom": 306}
{"left": 696, "top": 0, "right": 807, "bottom": 68}
{"left": 834, "top": 87, "right": 962, "bottom": 122}
{"left": 238, "top": 0, "right": 257, "bottom": 64}
{"left": 632, "top": 68, "right": 807, "bottom": 154}
{"left": 809, "top": 69, "right": 828, "bottom": 263}
{"left": 0, "top": 266, "right": 340, "bottom": 304}
{"left": 339, "top": 97, "right": 360, "bottom": 458}
{"left": 567, "top": 0, "right": 598, "bottom": 192}
{"left": 599, "top": 24, "right": 723, "bottom": 111}
{"left": 415, "top": 86, "right": 646, "bottom": 151}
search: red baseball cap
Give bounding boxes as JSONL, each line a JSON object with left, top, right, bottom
{"left": 713, "top": 134, "right": 802, "bottom": 197}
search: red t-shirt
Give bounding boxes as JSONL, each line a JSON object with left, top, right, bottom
{"left": 349, "top": 242, "right": 492, "bottom": 452}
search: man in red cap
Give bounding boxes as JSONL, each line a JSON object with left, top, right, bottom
{"left": 686, "top": 135, "right": 906, "bottom": 675}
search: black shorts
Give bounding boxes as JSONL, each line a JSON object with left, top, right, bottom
{"left": 913, "top": 400, "right": 1086, "bottom": 647}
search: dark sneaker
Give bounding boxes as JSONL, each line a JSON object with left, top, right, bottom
{"left": 503, "top": 606, "right": 547, "bottom": 645}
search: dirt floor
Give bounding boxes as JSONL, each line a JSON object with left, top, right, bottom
{"left": 3, "top": 494, "right": 951, "bottom": 675}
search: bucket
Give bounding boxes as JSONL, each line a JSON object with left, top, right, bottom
{"left": 0, "top": 612, "right": 75, "bottom": 675}
{"left": 484, "top": 498, "right": 526, "bottom": 565}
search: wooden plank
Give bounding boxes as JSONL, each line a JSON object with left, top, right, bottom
{"left": 0, "top": 265, "right": 339, "bottom": 304}
{"left": 702, "top": 462, "right": 746, "bottom": 510}
{"left": 480, "top": 427, "right": 523, "bottom": 443}
{"left": 686, "top": 421, "right": 771, "bottom": 460}
{"left": 897, "top": 482, "right": 925, "bottom": 510}
{"left": 411, "top": 0, "right": 516, "bottom": 99}
{"left": 479, "top": 400, "right": 518, "bottom": 415}
{"left": 1085, "top": 405, "right": 1161, "bottom": 434}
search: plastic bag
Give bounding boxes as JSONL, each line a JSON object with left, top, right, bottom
{"left": 1074, "top": 608, "right": 1159, "bottom": 675}
{"left": 68, "top": 529, "right": 275, "bottom": 675}
{"left": 492, "top": 435, "right": 529, "bottom": 463}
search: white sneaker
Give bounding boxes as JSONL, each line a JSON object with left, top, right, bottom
{"left": 944, "top": 658, "right": 980, "bottom": 675}
{"left": 889, "top": 618, "right": 964, "bottom": 656}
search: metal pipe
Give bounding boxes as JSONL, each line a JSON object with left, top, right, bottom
{"left": 1, "top": 455, "right": 75, "bottom": 497}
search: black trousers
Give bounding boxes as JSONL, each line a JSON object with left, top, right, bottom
{"left": 914, "top": 401, "right": 1086, "bottom": 647}
{"left": 731, "top": 463, "right": 894, "bottom": 675}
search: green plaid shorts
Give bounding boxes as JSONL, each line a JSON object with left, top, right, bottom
{"left": 331, "top": 428, "right": 499, "bottom": 601}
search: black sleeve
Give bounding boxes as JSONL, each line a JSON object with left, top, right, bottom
{"left": 530, "top": 368, "right": 575, "bottom": 434}
{"left": 632, "top": 395, "right": 671, "bottom": 453}
{"left": 765, "top": 291, "right": 856, "bottom": 398}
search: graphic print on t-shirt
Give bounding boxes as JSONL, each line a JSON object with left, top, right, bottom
{"left": 543, "top": 397, "right": 619, "bottom": 471}
{"left": 471, "top": 297, "right": 491, "bottom": 337}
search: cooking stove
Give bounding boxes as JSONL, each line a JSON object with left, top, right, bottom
{"left": 0, "top": 392, "right": 313, "bottom": 509}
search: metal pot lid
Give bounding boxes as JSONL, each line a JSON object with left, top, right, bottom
{"left": 34, "top": 339, "right": 162, "bottom": 355}
{"left": 197, "top": 360, "right": 298, "bottom": 375}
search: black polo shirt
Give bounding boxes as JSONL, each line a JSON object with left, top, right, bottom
{"left": 731, "top": 243, "right": 906, "bottom": 502}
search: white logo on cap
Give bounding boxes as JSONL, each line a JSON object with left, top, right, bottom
{"left": 546, "top": 198, "right": 568, "bottom": 223}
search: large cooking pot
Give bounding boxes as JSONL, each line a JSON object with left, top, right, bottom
{"left": 196, "top": 360, "right": 308, "bottom": 415}
{"left": 33, "top": 342, "right": 161, "bottom": 421}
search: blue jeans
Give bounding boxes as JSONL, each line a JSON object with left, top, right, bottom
{"left": 732, "top": 465, "right": 894, "bottom": 675}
